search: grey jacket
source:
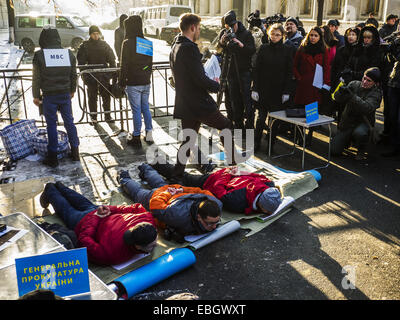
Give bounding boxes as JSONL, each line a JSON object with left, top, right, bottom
{"left": 334, "top": 80, "right": 382, "bottom": 131}
{"left": 151, "top": 193, "right": 223, "bottom": 236}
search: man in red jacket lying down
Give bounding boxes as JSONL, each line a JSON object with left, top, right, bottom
{"left": 151, "top": 163, "right": 282, "bottom": 215}
{"left": 40, "top": 181, "right": 158, "bottom": 266}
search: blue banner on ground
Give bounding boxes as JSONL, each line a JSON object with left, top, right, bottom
{"left": 15, "top": 248, "right": 90, "bottom": 297}
{"left": 305, "top": 102, "right": 319, "bottom": 123}
{"left": 136, "top": 37, "right": 153, "bottom": 56}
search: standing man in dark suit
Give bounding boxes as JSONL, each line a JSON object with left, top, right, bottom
{"left": 169, "top": 13, "right": 239, "bottom": 179}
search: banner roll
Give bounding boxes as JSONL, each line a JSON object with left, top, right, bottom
{"left": 112, "top": 248, "right": 196, "bottom": 299}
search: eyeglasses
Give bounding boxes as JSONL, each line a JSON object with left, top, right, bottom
{"left": 202, "top": 217, "right": 221, "bottom": 227}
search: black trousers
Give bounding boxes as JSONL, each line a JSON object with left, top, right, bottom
{"left": 86, "top": 79, "right": 111, "bottom": 118}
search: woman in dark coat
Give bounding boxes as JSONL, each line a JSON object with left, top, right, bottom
{"left": 253, "top": 23, "right": 294, "bottom": 151}
{"left": 331, "top": 27, "right": 360, "bottom": 123}
{"left": 345, "top": 25, "right": 383, "bottom": 82}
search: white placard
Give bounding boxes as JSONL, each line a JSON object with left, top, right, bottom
{"left": 312, "top": 63, "right": 323, "bottom": 89}
{"left": 43, "top": 49, "right": 71, "bottom": 67}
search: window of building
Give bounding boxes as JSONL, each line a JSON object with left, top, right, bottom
{"left": 300, "top": 0, "right": 312, "bottom": 15}
{"left": 279, "top": 0, "right": 287, "bottom": 15}
{"left": 364, "top": 0, "right": 380, "bottom": 15}
{"left": 328, "top": 0, "right": 342, "bottom": 15}
{"left": 261, "top": 0, "right": 266, "bottom": 14}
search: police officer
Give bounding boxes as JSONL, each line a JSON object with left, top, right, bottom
{"left": 77, "top": 25, "right": 116, "bottom": 123}
{"left": 32, "top": 26, "right": 80, "bottom": 168}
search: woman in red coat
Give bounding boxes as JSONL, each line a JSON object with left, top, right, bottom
{"left": 293, "top": 26, "right": 331, "bottom": 107}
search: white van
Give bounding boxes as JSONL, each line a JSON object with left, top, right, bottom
{"left": 14, "top": 14, "right": 90, "bottom": 53}
{"left": 129, "top": 5, "right": 192, "bottom": 38}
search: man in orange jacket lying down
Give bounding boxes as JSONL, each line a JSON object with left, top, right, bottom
{"left": 117, "top": 163, "right": 223, "bottom": 242}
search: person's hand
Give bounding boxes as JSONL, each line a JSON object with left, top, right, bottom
{"left": 233, "top": 38, "right": 244, "bottom": 48}
{"left": 282, "top": 94, "right": 290, "bottom": 104}
{"left": 167, "top": 187, "right": 183, "bottom": 195}
{"left": 33, "top": 98, "right": 41, "bottom": 107}
{"left": 95, "top": 205, "right": 111, "bottom": 218}
{"left": 70, "top": 92, "right": 75, "bottom": 99}
{"left": 213, "top": 77, "right": 220, "bottom": 83}
{"left": 251, "top": 91, "right": 259, "bottom": 102}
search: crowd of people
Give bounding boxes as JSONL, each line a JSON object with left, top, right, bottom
{"left": 217, "top": 10, "right": 400, "bottom": 160}
{"left": 30, "top": 10, "right": 400, "bottom": 267}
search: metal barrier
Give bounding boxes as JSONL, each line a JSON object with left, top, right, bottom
{"left": 0, "top": 62, "right": 176, "bottom": 129}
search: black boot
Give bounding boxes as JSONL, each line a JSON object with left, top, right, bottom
{"left": 43, "top": 151, "right": 59, "bottom": 168}
{"left": 70, "top": 147, "right": 80, "bottom": 161}
{"left": 40, "top": 183, "right": 55, "bottom": 208}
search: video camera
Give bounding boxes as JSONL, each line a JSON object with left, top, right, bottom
{"left": 224, "top": 26, "right": 237, "bottom": 41}
{"left": 381, "top": 30, "right": 400, "bottom": 56}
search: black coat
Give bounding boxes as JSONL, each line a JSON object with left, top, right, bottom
{"left": 254, "top": 40, "right": 294, "bottom": 111}
{"left": 170, "top": 35, "right": 220, "bottom": 120}
{"left": 379, "top": 23, "right": 397, "bottom": 40}
{"left": 77, "top": 37, "right": 116, "bottom": 85}
{"left": 219, "top": 22, "right": 256, "bottom": 75}
{"left": 347, "top": 26, "right": 383, "bottom": 82}
{"left": 32, "top": 28, "right": 77, "bottom": 99}
{"left": 119, "top": 15, "right": 152, "bottom": 87}
{"left": 331, "top": 41, "right": 358, "bottom": 90}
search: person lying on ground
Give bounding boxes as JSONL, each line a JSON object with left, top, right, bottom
{"left": 117, "top": 164, "right": 223, "bottom": 243}
{"left": 151, "top": 162, "right": 282, "bottom": 216}
{"left": 40, "top": 182, "right": 158, "bottom": 265}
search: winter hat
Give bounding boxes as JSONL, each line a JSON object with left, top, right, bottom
{"left": 89, "top": 25, "right": 101, "bottom": 35}
{"left": 364, "top": 67, "right": 381, "bottom": 83}
{"left": 223, "top": 10, "right": 238, "bottom": 27}
{"left": 258, "top": 187, "right": 282, "bottom": 213}
{"left": 123, "top": 223, "right": 157, "bottom": 246}
{"left": 285, "top": 16, "right": 298, "bottom": 27}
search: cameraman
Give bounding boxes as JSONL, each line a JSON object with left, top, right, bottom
{"left": 219, "top": 10, "right": 256, "bottom": 130}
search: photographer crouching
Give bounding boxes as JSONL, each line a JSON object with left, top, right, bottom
{"left": 219, "top": 10, "right": 256, "bottom": 131}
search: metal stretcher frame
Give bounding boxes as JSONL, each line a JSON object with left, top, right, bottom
{"left": 267, "top": 110, "right": 335, "bottom": 170}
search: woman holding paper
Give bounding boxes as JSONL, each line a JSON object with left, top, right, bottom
{"left": 293, "top": 27, "right": 331, "bottom": 144}
{"left": 293, "top": 26, "right": 331, "bottom": 108}
{"left": 119, "top": 15, "right": 154, "bottom": 148}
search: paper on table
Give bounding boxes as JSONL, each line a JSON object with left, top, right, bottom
{"left": 112, "top": 252, "right": 150, "bottom": 271}
{"left": 312, "top": 63, "right": 323, "bottom": 89}
{"left": 189, "top": 220, "right": 241, "bottom": 250}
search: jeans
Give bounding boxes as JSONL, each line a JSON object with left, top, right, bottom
{"left": 43, "top": 93, "right": 80, "bottom": 154}
{"left": 331, "top": 122, "right": 369, "bottom": 155}
{"left": 126, "top": 84, "right": 153, "bottom": 136}
{"left": 152, "top": 162, "right": 210, "bottom": 187}
{"left": 44, "top": 183, "right": 97, "bottom": 230}
{"left": 120, "top": 164, "right": 167, "bottom": 210}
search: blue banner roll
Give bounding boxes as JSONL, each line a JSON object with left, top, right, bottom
{"left": 112, "top": 248, "right": 196, "bottom": 299}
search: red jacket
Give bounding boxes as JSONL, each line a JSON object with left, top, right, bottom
{"left": 293, "top": 48, "right": 331, "bottom": 106}
{"left": 202, "top": 168, "right": 276, "bottom": 215}
{"left": 74, "top": 204, "right": 156, "bottom": 265}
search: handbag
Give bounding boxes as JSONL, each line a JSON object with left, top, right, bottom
{"left": 32, "top": 129, "right": 70, "bottom": 159}
{"left": 0, "top": 119, "right": 39, "bottom": 161}
{"left": 285, "top": 107, "right": 306, "bottom": 118}
{"left": 111, "top": 81, "right": 126, "bottom": 99}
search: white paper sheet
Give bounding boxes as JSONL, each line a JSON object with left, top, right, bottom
{"left": 312, "top": 63, "right": 323, "bottom": 89}
{"left": 256, "top": 196, "right": 295, "bottom": 222}
{"left": 189, "top": 220, "right": 241, "bottom": 250}
{"left": 204, "top": 54, "right": 221, "bottom": 81}
{"left": 111, "top": 252, "right": 150, "bottom": 270}
{"left": 0, "top": 227, "right": 29, "bottom": 252}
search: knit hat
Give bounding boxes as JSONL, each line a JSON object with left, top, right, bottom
{"left": 364, "top": 67, "right": 381, "bottom": 83}
{"left": 327, "top": 19, "right": 339, "bottom": 26}
{"left": 89, "top": 25, "right": 101, "bottom": 35}
{"left": 285, "top": 16, "right": 298, "bottom": 27}
{"left": 258, "top": 187, "right": 282, "bottom": 213}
